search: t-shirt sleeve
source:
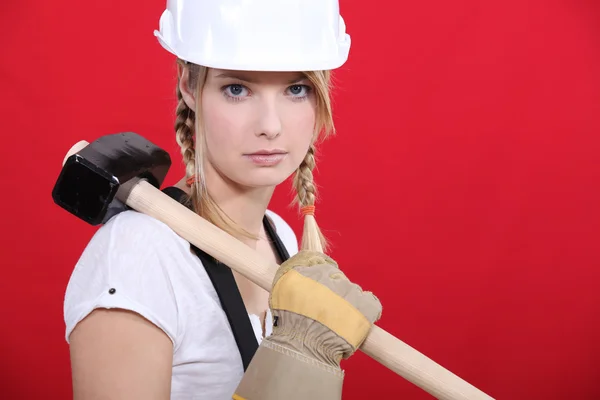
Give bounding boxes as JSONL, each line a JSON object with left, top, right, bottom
{"left": 63, "top": 211, "right": 180, "bottom": 345}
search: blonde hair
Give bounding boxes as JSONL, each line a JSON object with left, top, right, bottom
{"left": 175, "top": 59, "right": 335, "bottom": 253}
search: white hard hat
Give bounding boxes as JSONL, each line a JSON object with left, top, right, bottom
{"left": 153, "top": 0, "right": 351, "bottom": 71}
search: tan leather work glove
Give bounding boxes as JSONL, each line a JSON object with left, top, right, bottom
{"left": 233, "top": 250, "right": 382, "bottom": 400}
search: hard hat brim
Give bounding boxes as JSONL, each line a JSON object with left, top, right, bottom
{"left": 154, "top": 31, "right": 350, "bottom": 72}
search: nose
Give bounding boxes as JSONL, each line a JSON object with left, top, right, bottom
{"left": 255, "top": 99, "right": 282, "bottom": 139}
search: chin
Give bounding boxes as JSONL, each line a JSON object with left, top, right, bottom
{"left": 233, "top": 167, "right": 294, "bottom": 189}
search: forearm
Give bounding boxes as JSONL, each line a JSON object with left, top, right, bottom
{"left": 233, "top": 339, "right": 343, "bottom": 400}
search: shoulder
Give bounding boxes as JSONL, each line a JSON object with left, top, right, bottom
{"left": 80, "top": 210, "right": 192, "bottom": 267}
{"left": 99, "top": 209, "right": 187, "bottom": 246}
{"left": 71, "top": 209, "right": 192, "bottom": 277}
{"left": 64, "top": 210, "right": 192, "bottom": 345}
{"left": 265, "top": 209, "right": 299, "bottom": 256}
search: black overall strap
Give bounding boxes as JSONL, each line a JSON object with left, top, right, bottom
{"left": 161, "top": 186, "right": 290, "bottom": 371}
{"left": 263, "top": 215, "right": 291, "bottom": 263}
{"left": 192, "top": 248, "right": 259, "bottom": 371}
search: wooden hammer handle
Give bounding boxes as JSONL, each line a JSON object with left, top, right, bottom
{"left": 64, "top": 142, "right": 495, "bottom": 400}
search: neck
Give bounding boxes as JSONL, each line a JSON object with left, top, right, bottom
{"left": 176, "top": 171, "right": 275, "bottom": 247}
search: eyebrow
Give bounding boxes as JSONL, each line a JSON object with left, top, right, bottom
{"left": 214, "top": 73, "right": 307, "bottom": 85}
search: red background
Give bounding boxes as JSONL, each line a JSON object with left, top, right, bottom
{"left": 2, "top": 1, "right": 600, "bottom": 399}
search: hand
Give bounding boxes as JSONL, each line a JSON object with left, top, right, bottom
{"left": 268, "top": 250, "right": 382, "bottom": 366}
{"left": 234, "top": 250, "right": 382, "bottom": 400}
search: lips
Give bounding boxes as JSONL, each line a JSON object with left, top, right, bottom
{"left": 244, "top": 150, "right": 288, "bottom": 166}
{"left": 246, "top": 149, "right": 287, "bottom": 156}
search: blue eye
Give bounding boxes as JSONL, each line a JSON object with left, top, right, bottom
{"left": 288, "top": 85, "right": 310, "bottom": 97}
{"left": 225, "top": 84, "right": 249, "bottom": 97}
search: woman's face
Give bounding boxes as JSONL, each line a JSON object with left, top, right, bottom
{"left": 198, "top": 68, "right": 317, "bottom": 189}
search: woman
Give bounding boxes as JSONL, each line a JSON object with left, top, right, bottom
{"left": 63, "top": 1, "right": 382, "bottom": 399}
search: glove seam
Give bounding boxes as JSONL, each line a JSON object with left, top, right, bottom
{"left": 262, "top": 339, "right": 345, "bottom": 378}
{"left": 272, "top": 326, "right": 347, "bottom": 364}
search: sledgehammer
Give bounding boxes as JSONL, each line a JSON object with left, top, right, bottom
{"left": 52, "top": 132, "right": 495, "bottom": 400}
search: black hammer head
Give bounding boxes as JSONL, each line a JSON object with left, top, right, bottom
{"left": 52, "top": 132, "right": 171, "bottom": 225}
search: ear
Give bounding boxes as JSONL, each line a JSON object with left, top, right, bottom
{"left": 178, "top": 65, "right": 197, "bottom": 110}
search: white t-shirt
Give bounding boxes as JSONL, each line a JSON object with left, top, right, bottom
{"left": 63, "top": 209, "right": 299, "bottom": 400}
